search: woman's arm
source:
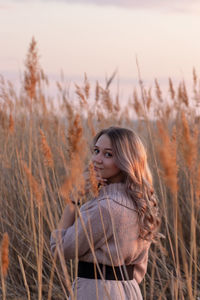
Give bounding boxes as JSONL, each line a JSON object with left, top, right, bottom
{"left": 50, "top": 200, "right": 112, "bottom": 259}
{"left": 57, "top": 204, "right": 76, "bottom": 230}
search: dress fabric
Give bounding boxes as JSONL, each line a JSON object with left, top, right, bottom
{"left": 50, "top": 183, "right": 151, "bottom": 300}
{"left": 69, "top": 277, "right": 143, "bottom": 300}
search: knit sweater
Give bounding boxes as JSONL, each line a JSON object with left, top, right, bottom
{"left": 50, "top": 183, "right": 151, "bottom": 284}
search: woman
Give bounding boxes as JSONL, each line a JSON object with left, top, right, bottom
{"left": 50, "top": 126, "right": 160, "bottom": 299}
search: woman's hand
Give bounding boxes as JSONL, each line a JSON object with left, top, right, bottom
{"left": 83, "top": 166, "right": 107, "bottom": 194}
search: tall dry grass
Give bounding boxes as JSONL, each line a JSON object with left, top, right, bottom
{"left": 0, "top": 37, "right": 199, "bottom": 299}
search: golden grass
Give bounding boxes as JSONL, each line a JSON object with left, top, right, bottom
{"left": 0, "top": 38, "right": 199, "bottom": 299}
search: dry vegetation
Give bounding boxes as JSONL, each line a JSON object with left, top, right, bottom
{"left": 0, "top": 37, "right": 200, "bottom": 299}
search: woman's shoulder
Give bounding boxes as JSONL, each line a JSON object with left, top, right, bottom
{"left": 97, "top": 183, "right": 137, "bottom": 211}
{"left": 80, "top": 182, "right": 138, "bottom": 212}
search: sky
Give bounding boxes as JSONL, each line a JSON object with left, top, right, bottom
{"left": 1, "top": 0, "right": 200, "bottom": 99}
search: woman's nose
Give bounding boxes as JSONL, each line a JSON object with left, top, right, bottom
{"left": 94, "top": 153, "right": 103, "bottom": 164}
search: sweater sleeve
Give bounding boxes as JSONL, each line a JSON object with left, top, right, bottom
{"left": 50, "top": 201, "right": 112, "bottom": 260}
{"left": 133, "top": 242, "right": 151, "bottom": 284}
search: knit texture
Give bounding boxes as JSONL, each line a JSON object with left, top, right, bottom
{"left": 50, "top": 183, "right": 151, "bottom": 284}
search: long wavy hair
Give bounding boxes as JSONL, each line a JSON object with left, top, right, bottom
{"left": 93, "top": 126, "right": 160, "bottom": 242}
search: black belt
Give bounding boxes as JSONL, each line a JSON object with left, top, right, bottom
{"left": 78, "top": 261, "right": 134, "bottom": 281}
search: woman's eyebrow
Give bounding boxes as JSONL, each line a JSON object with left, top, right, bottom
{"left": 94, "top": 145, "right": 112, "bottom": 151}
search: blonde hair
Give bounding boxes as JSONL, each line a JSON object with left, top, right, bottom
{"left": 93, "top": 126, "right": 160, "bottom": 241}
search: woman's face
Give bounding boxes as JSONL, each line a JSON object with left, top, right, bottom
{"left": 92, "top": 134, "right": 122, "bottom": 183}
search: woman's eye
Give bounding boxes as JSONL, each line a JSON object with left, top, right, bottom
{"left": 93, "top": 149, "right": 99, "bottom": 154}
{"left": 105, "top": 152, "right": 112, "bottom": 158}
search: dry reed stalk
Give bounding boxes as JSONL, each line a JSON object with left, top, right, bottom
{"left": 60, "top": 154, "right": 85, "bottom": 204}
{"left": 84, "top": 73, "right": 90, "bottom": 99}
{"left": 60, "top": 114, "right": 86, "bottom": 203}
{"left": 146, "top": 88, "right": 152, "bottom": 111}
{"left": 114, "top": 94, "right": 120, "bottom": 113}
{"left": 64, "top": 99, "right": 74, "bottom": 123}
{"left": 0, "top": 233, "right": 9, "bottom": 278}
{"left": 22, "top": 161, "right": 43, "bottom": 208}
{"left": 87, "top": 112, "right": 96, "bottom": 137}
{"left": 8, "top": 113, "right": 14, "bottom": 134}
{"left": 24, "top": 37, "right": 40, "bottom": 101}
{"left": 178, "top": 81, "right": 189, "bottom": 107}
{"left": 18, "top": 255, "right": 31, "bottom": 300}
{"left": 157, "top": 121, "right": 178, "bottom": 194}
{"left": 195, "top": 163, "right": 200, "bottom": 208}
{"left": 192, "top": 68, "right": 200, "bottom": 106}
{"left": 155, "top": 79, "right": 163, "bottom": 102}
{"left": 105, "top": 69, "right": 118, "bottom": 90}
{"left": 68, "top": 114, "right": 84, "bottom": 154}
{"left": 39, "top": 129, "right": 54, "bottom": 168}
{"left": 180, "top": 112, "right": 198, "bottom": 170}
{"left": 75, "top": 83, "right": 87, "bottom": 105}
{"left": 133, "top": 89, "right": 144, "bottom": 117}
{"left": 96, "top": 110, "right": 104, "bottom": 123}
{"left": 95, "top": 80, "right": 100, "bottom": 102}
{"left": 0, "top": 107, "right": 7, "bottom": 130}
{"left": 193, "top": 68, "right": 197, "bottom": 87}
{"left": 157, "top": 123, "right": 182, "bottom": 296}
{"left": 178, "top": 214, "right": 194, "bottom": 300}
{"left": 40, "top": 93, "right": 47, "bottom": 115}
{"left": 101, "top": 88, "right": 113, "bottom": 113}
{"left": 169, "top": 78, "right": 175, "bottom": 100}
{"left": 88, "top": 162, "right": 99, "bottom": 197}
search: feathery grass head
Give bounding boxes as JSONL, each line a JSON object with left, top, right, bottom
{"left": 88, "top": 162, "right": 99, "bottom": 197}
{"left": 169, "top": 77, "right": 175, "bottom": 100}
{"left": 1, "top": 232, "right": 9, "bottom": 278}
{"left": 39, "top": 129, "right": 54, "bottom": 168}
{"left": 84, "top": 73, "right": 90, "bottom": 99}
{"left": 157, "top": 121, "right": 178, "bottom": 194}
{"left": 180, "top": 112, "right": 198, "bottom": 170}
{"left": 155, "top": 79, "right": 163, "bottom": 103}
{"left": 22, "top": 161, "right": 43, "bottom": 208}
{"left": 8, "top": 114, "right": 14, "bottom": 134}
{"left": 24, "top": 37, "right": 40, "bottom": 101}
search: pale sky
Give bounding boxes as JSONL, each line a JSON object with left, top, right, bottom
{"left": 1, "top": 0, "right": 200, "bottom": 95}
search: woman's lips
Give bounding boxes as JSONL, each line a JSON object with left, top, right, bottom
{"left": 94, "top": 166, "right": 103, "bottom": 171}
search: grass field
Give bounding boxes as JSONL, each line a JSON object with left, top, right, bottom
{"left": 0, "top": 38, "right": 199, "bottom": 300}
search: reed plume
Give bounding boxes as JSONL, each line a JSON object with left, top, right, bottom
{"left": 75, "top": 83, "right": 87, "bottom": 105}
{"left": 157, "top": 121, "right": 178, "bottom": 194}
{"left": 95, "top": 80, "right": 100, "bottom": 102}
{"left": 67, "top": 114, "right": 84, "bottom": 154}
{"left": 169, "top": 77, "right": 175, "bottom": 100}
{"left": 155, "top": 79, "right": 163, "bottom": 102}
{"left": 60, "top": 114, "right": 86, "bottom": 203}
{"left": 22, "top": 161, "right": 43, "bottom": 207}
{"left": 24, "top": 37, "right": 40, "bottom": 101}
{"left": 133, "top": 89, "right": 143, "bottom": 116}
{"left": 39, "top": 128, "right": 54, "bottom": 168}
{"left": 89, "top": 162, "right": 99, "bottom": 197}
{"left": 178, "top": 81, "right": 189, "bottom": 107}
{"left": 1, "top": 233, "right": 9, "bottom": 278}
{"left": 8, "top": 114, "right": 14, "bottom": 134}
{"left": 195, "top": 163, "right": 200, "bottom": 208}
{"left": 101, "top": 88, "right": 113, "bottom": 113}
{"left": 180, "top": 112, "right": 198, "bottom": 170}
{"left": 84, "top": 73, "right": 90, "bottom": 99}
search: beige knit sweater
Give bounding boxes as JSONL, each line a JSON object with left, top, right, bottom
{"left": 50, "top": 183, "right": 151, "bottom": 284}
